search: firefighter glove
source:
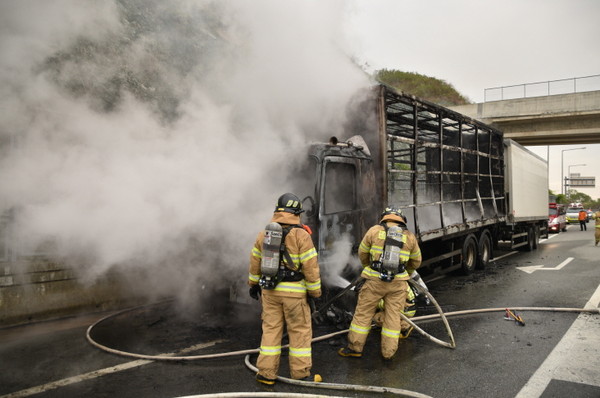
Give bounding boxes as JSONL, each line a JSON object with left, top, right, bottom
{"left": 354, "top": 278, "right": 366, "bottom": 293}
{"left": 311, "top": 296, "right": 323, "bottom": 310}
{"left": 249, "top": 284, "right": 261, "bottom": 300}
{"left": 310, "top": 297, "right": 325, "bottom": 324}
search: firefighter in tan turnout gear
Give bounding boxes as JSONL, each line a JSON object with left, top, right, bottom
{"left": 593, "top": 210, "right": 600, "bottom": 246}
{"left": 372, "top": 280, "right": 417, "bottom": 337}
{"left": 248, "top": 193, "right": 322, "bottom": 385}
{"left": 339, "top": 207, "right": 422, "bottom": 360}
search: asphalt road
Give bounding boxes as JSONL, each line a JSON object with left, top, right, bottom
{"left": 1, "top": 224, "right": 599, "bottom": 398}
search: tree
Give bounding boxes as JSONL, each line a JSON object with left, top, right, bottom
{"left": 567, "top": 190, "right": 599, "bottom": 209}
{"left": 38, "top": 1, "right": 233, "bottom": 123}
{"left": 549, "top": 189, "right": 567, "bottom": 204}
{"left": 373, "top": 69, "right": 471, "bottom": 106}
{"left": 555, "top": 194, "right": 568, "bottom": 204}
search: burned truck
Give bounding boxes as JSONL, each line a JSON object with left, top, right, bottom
{"left": 296, "top": 84, "right": 548, "bottom": 279}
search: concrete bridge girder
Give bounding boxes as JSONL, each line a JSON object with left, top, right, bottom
{"left": 450, "top": 91, "right": 600, "bottom": 146}
{"left": 487, "top": 112, "right": 600, "bottom": 145}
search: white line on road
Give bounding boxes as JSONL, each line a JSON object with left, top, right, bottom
{"left": 516, "top": 257, "right": 574, "bottom": 274}
{"left": 516, "top": 283, "right": 600, "bottom": 398}
{"left": 490, "top": 251, "right": 518, "bottom": 263}
{"left": 1, "top": 341, "right": 222, "bottom": 398}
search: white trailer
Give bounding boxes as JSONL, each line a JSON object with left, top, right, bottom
{"left": 501, "top": 139, "right": 549, "bottom": 249}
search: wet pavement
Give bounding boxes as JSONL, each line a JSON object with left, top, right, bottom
{"left": 2, "top": 225, "right": 600, "bottom": 398}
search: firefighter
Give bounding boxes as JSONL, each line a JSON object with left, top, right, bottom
{"left": 578, "top": 209, "right": 588, "bottom": 231}
{"left": 248, "top": 193, "right": 322, "bottom": 385}
{"left": 339, "top": 206, "right": 422, "bottom": 360}
{"left": 593, "top": 210, "right": 600, "bottom": 246}
{"left": 372, "top": 281, "right": 417, "bottom": 338}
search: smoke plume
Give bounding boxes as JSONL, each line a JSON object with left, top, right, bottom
{"left": 0, "top": 0, "right": 368, "bottom": 304}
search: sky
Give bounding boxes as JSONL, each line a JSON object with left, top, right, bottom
{"left": 0, "top": 0, "right": 599, "bottom": 304}
{"left": 342, "top": 0, "right": 600, "bottom": 200}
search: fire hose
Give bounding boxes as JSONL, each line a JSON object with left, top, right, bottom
{"left": 85, "top": 294, "right": 600, "bottom": 397}
{"left": 241, "top": 355, "right": 433, "bottom": 398}
{"left": 404, "top": 278, "right": 455, "bottom": 348}
{"left": 310, "top": 275, "right": 362, "bottom": 322}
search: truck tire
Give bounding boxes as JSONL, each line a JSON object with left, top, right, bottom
{"left": 524, "top": 227, "right": 535, "bottom": 252}
{"left": 477, "top": 231, "right": 492, "bottom": 270}
{"left": 461, "top": 234, "right": 478, "bottom": 274}
{"left": 533, "top": 226, "right": 540, "bottom": 249}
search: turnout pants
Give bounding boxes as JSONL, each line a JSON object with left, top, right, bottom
{"left": 373, "top": 309, "right": 412, "bottom": 331}
{"left": 257, "top": 293, "right": 312, "bottom": 380}
{"left": 348, "top": 278, "right": 408, "bottom": 359}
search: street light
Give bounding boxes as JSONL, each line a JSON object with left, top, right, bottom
{"left": 561, "top": 147, "right": 586, "bottom": 195}
{"left": 566, "top": 163, "right": 586, "bottom": 199}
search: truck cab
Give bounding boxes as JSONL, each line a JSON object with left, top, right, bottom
{"left": 294, "top": 136, "right": 377, "bottom": 282}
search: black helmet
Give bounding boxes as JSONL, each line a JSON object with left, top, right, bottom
{"left": 381, "top": 206, "right": 404, "bottom": 220}
{"left": 275, "top": 193, "right": 304, "bottom": 215}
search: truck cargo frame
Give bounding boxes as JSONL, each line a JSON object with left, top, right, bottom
{"left": 303, "top": 84, "right": 548, "bottom": 278}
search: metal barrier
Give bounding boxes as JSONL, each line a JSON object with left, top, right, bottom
{"left": 484, "top": 74, "right": 600, "bottom": 102}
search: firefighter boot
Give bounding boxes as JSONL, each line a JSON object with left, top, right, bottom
{"left": 299, "top": 374, "right": 323, "bottom": 382}
{"left": 256, "top": 373, "right": 276, "bottom": 385}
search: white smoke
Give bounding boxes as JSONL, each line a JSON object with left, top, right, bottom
{"left": 320, "top": 234, "right": 361, "bottom": 289}
{"left": 0, "top": 0, "right": 368, "bottom": 303}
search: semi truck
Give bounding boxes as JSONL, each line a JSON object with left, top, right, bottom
{"left": 294, "top": 84, "right": 548, "bottom": 279}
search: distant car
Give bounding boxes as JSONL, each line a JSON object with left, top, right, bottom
{"left": 587, "top": 209, "right": 594, "bottom": 222}
{"left": 565, "top": 207, "right": 583, "bottom": 224}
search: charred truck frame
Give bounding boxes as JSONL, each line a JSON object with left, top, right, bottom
{"left": 298, "top": 84, "right": 548, "bottom": 279}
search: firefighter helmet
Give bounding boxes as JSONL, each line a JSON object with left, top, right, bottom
{"left": 275, "top": 193, "right": 304, "bottom": 215}
{"left": 381, "top": 206, "right": 404, "bottom": 220}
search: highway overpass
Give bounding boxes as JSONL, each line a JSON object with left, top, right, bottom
{"left": 450, "top": 90, "right": 600, "bottom": 146}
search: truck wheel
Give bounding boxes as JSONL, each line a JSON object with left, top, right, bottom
{"left": 477, "top": 231, "right": 492, "bottom": 270}
{"left": 461, "top": 234, "right": 478, "bottom": 274}
{"left": 533, "top": 226, "right": 540, "bottom": 249}
{"left": 524, "top": 227, "right": 535, "bottom": 252}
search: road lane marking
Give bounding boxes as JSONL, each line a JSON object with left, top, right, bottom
{"left": 490, "top": 251, "right": 518, "bottom": 263}
{"left": 516, "top": 283, "right": 600, "bottom": 398}
{"left": 517, "top": 257, "right": 574, "bottom": 274}
{"left": 1, "top": 341, "right": 222, "bottom": 398}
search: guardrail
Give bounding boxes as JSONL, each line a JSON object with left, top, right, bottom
{"left": 484, "top": 74, "right": 600, "bottom": 102}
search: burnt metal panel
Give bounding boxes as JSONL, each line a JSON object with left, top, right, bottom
{"left": 381, "top": 85, "right": 506, "bottom": 241}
